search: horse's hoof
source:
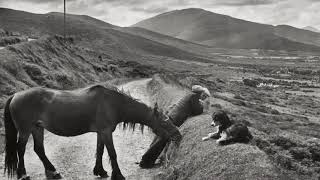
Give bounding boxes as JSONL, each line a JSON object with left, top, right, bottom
{"left": 18, "top": 175, "right": 30, "bottom": 180}
{"left": 93, "top": 167, "right": 109, "bottom": 178}
{"left": 111, "top": 172, "right": 125, "bottom": 180}
{"left": 45, "top": 170, "right": 62, "bottom": 179}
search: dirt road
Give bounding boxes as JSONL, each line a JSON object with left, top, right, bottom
{"left": 0, "top": 79, "right": 159, "bottom": 180}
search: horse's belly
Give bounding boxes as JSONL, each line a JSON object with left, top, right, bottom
{"left": 42, "top": 111, "right": 96, "bottom": 137}
{"left": 44, "top": 123, "right": 94, "bottom": 137}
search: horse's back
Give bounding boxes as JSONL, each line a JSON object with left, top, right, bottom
{"left": 9, "top": 86, "right": 102, "bottom": 135}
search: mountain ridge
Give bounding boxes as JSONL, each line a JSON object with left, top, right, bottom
{"left": 133, "top": 8, "right": 320, "bottom": 51}
{"left": 303, "top": 26, "right": 320, "bottom": 33}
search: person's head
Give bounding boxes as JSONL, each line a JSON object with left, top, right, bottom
{"left": 191, "top": 85, "right": 211, "bottom": 100}
{"left": 211, "top": 110, "right": 232, "bottom": 128}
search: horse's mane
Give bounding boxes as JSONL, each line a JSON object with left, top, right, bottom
{"left": 89, "top": 84, "right": 152, "bottom": 133}
{"left": 87, "top": 83, "right": 141, "bottom": 102}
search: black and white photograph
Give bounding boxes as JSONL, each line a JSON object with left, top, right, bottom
{"left": 0, "top": 0, "right": 320, "bottom": 179}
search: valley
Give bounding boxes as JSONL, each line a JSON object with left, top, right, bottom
{"left": 0, "top": 7, "right": 320, "bottom": 180}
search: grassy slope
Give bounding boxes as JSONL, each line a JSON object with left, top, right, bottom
{"left": 146, "top": 72, "right": 320, "bottom": 179}
{"left": 0, "top": 35, "right": 163, "bottom": 123}
{"left": 147, "top": 75, "right": 289, "bottom": 180}
{"left": 120, "top": 27, "right": 213, "bottom": 56}
{"left": 0, "top": 35, "right": 166, "bottom": 153}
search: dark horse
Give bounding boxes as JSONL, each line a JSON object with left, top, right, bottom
{"left": 3, "top": 84, "right": 181, "bottom": 180}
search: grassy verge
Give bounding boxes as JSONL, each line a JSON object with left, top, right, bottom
{"left": 150, "top": 74, "right": 320, "bottom": 179}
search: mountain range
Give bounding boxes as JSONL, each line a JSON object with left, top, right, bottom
{"left": 0, "top": 8, "right": 211, "bottom": 62}
{"left": 1, "top": 7, "right": 320, "bottom": 53}
{"left": 133, "top": 8, "right": 320, "bottom": 51}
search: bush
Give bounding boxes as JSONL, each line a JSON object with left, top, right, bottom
{"left": 270, "top": 136, "right": 297, "bottom": 150}
{"left": 234, "top": 94, "right": 244, "bottom": 100}
{"left": 55, "top": 73, "right": 74, "bottom": 89}
{"left": 290, "top": 147, "right": 311, "bottom": 160}
{"left": 309, "top": 146, "right": 320, "bottom": 162}
{"left": 270, "top": 109, "right": 280, "bottom": 115}
{"left": 243, "top": 78, "right": 259, "bottom": 87}
{"left": 254, "top": 105, "right": 269, "bottom": 113}
{"left": 275, "top": 153, "right": 294, "bottom": 170}
{"left": 23, "top": 63, "right": 47, "bottom": 85}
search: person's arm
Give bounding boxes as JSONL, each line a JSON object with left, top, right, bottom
{"left": 190, "top": 93, "right": 204, "bottom": 115}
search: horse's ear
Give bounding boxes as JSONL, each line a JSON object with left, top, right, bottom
{"left": 154, "top": 103, "right": 158, "bottom": 111}
{"left": 153, "top": 103, "right": 159, "bottom": 116}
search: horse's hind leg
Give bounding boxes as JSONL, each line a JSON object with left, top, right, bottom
{"left": 32, "top": 128, "right": 62, "bottom": 179}
{"left": 93, "top": 133, "right": 109, "bottom": 178}
{"left": 17, "top": 134, "right": 30, "bottom": 180}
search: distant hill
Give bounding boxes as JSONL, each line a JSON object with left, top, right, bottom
{"left": 274, "top": 25, "right": 320, "bottom": 47}
{"left": 303, "top": 26, "right": 320, "bottom": 33}
{"left": 133, "top": 8, "right": 320, "bottom": 51}
{"left": 120, "top": 27, "right": 212, "bottom": 56}
{"left": 0, "top": 8, "right": 208, "bottom": 62}
{"left": 0, "top": 8, "right": 115, "bottom": 38}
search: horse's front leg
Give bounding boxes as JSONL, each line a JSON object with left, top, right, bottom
{"left": 93, "top": 133, "right": 109, "bottom": 178}
{"left": 100, "top": 130, "right": 125, "bottom": 180}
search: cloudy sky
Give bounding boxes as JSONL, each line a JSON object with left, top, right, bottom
{"left": 1, "top": 0, "right": 320, "bottom": 29}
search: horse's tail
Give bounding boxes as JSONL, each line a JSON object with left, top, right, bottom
{"left": 4, "top": 95, "right": 18, "bottom": 177}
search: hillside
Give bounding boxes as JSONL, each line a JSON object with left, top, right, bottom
{"left": 0, "top": 8, "right": 115, "bottom": 38}
{"left": 120, "top": 27, "right": 212, "bottom": 56}
{"left": 133, "top": 8, "right": 320, "bottom": 51}
{"left": 147, "top": 72, "right": 320, "bottom": 180}
{"left": 0, "top": 35, "right": 164, "bottom": 127}
{"left": 0, "top": 36, "right": 111, "bottom": 108}
{"left": 303, "top": 26, "right": 320, "bottom": 33}
{"left": 0, "top": 8, "right": 208, "bottom": 62}
{"left": 275, "top": 25, "right": 320, "bottom": 47}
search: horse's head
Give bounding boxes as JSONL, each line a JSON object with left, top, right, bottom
{"left": 150, "top": 103, "right": 182, "bottom": 142}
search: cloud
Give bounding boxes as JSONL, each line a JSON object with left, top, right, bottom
{"left": 131, "top": 6, "right": 169, "bottom": 14}
{"left": 0, "top": 0, "right": 319, "bottom": 29}
{"left": 211, "top": 0, "right": 278, "bottom": 6}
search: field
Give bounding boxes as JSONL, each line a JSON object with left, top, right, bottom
{"left": 1, "top": 36, "right": 320, "bottom": 179}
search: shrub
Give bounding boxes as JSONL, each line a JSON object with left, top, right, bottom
{"left": 275, "top": 153, "right": 294, "bottom": 170}
{"left": 234, "top": 94, "right": 244, "bottom": 100}
{"left": 23, "top": 63, "right": 47, "bottom": 85}
{"left": 270, "top": 109, "right": 280, "bottom": 115}
{"left": 290, "top": 147, "right": 311, "bottom": 160}
{"left": 309, "top": 146, "right": 320, "bottom": 162}
{"left": 270, "top": 136, "right": 297, "bottom": 150}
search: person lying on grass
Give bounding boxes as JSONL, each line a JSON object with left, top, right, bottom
{"left": 202, "top": 110, "right": 253, "bottom": 145}
{"left": 139, "top": 85, "right": 211, "bottom": 168}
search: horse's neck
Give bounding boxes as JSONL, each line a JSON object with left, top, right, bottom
{"left": 122, "top": 101, "right": 151, "bottom": 126}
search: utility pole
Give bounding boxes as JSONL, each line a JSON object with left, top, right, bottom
{"left": 64, "top": 0, "right": 66, "bottom": 40}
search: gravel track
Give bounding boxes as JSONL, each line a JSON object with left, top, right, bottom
{"left": 0, "top": 79, "right": 158, "bottom": 180}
